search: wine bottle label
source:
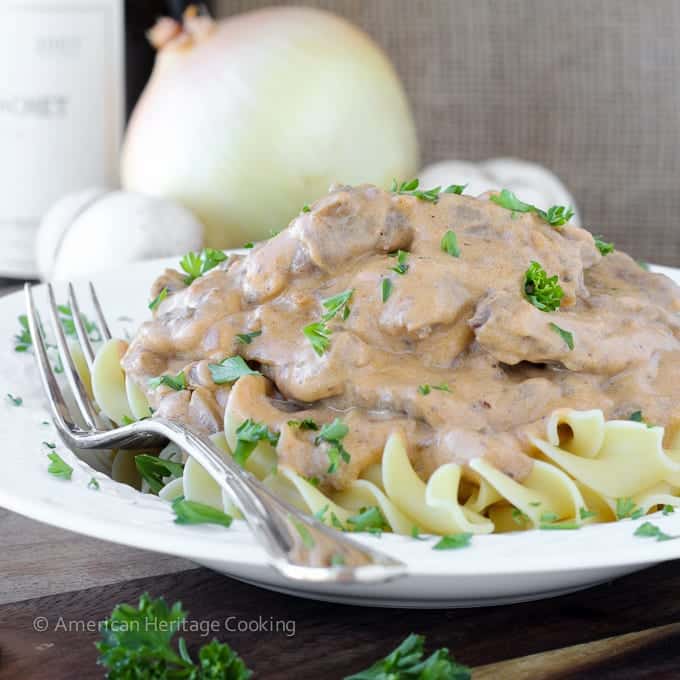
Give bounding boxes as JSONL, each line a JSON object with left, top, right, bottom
{"left": 0, "top": 1, "right": 123, "bottom": 278}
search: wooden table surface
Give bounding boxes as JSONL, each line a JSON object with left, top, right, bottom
{"left": 2, "top": 279, "right": 680, "bottom": 678}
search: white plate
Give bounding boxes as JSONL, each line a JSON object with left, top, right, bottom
{"left": 1, "top": 258, "right": 680, "bottom": 608}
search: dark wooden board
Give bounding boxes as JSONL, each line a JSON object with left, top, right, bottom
{"left": 2, "top": 559, "right": 680, "bottom": 679}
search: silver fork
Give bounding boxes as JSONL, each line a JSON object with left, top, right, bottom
{"left": 25, "top": 282, "right": 407, "bottom": 584}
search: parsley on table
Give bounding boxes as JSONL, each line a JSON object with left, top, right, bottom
{"left": 594, "top": 236, "right": 615, "bottom": 256}
{"left": 433, "top": 533, "right": 472, "bottom": 550}
{"left": 148, "top": 287, "right": 168, "bottom": 311}
{"left": 391, "top": 178, "right": 465, "bottom": 203}
{"left": 390, "top": 250, "right": 410, "bottom": 275}
{"left": 135, "top": 454, "right": 185, "bottom": 494}
{"left": 549, "top": 322, "right": 574, "bottom": 350}
{"left": 6, "top": 393, "right": 22, "bottom": 406}
{"left": 381, "top": 278, "right": 393, "bottom": 303}
{"left": 233, "top": 419, "right": 279, "bottom": 467}
{"left": 303, "top": 289, "right": 354, "bottom": 355}
{"left": 490, "top": 188, "right": 574, "bottom": 227}
{"left": 523, "top": 261, "right": 564, "bottom": 312}
{"left": 47, "top": 452, "right": 72, "bottom": 480}
{"left": 208, "top": 356, "right": 261, "bottom": 384}
{"left": 180, "top": 248, "right": 228, "bottom": 285}
{"left": 235, "top": 330, "right": 262, "bottom": 345}
{"left": 347, "top": 506, "right": 389, "bottom": 535}
{"left": 316, "top": 418, "right": 351, "bottom": 474}
{"left": 344, "top": 633, "right": 471, "bottom": 680}
{"left": 172, "top": 497, "right": 233, "bottom": 528}
{"left": 535, "top": 205, "right": 575, "bottom": 227}
{"left": 634, "top": 521, "right": 674, "bottom": 542}
{"left": 441, "top": 230, "right": 461, "bottom": 258}
{"left": 287, "top": 418, "right": 319, "bottom": 431}
{"left": 96, "top": 593, "right": 252, "bottom": 679}
{"left": 148, "top": 371, "right": 187, "bottom": 391}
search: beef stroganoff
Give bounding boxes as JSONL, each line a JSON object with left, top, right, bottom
{"left": 91, "top": 183, "right": 680, "bottom": 536}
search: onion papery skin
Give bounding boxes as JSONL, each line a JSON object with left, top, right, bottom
{"left": 121, "top": 6, "right": 419, "bottom": 248}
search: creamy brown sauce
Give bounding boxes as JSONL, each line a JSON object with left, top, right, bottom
{"left": 122, "top": 185, "right": 680, "bottom": 491}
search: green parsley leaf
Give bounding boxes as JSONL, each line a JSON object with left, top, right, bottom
{"left": 303, "top": 321, "right": 331, "bottom": 356}
{"left": 410, "top": 525, "right": 426, "bottom": 540}
{"left": 96, "top": 593, "right": 252, "bottom": 679}
{"left": 233, "top": 419, "right": 279, "bottom": 467}
{"left": 235, "top": 330, "right": 262, "bottom": 345}
{"left": 302, "top": 204, "right": 311, "bottom": 213}
{"left": 172, "top": 496, "right": 233, "bottom": 528}
{"left": 419, "top": 383, "right": 450, "bottom": 395}
{"left": 148, "top": 287, "right": 168, "bottom": 311}
{"left": 6, "top": 393, "right": 22, "bottom": 406}
{"left": 208, "top": 356, "right": 261, "bottom": 384}
{"left": 490, "top": 189, "right": 574, "bottom": 227}
{"left": 594, "top": 236, "right": 615, "bottom": 256}
{"left": 489, "top": 188, "right": 534, "bottom": 213}
{"left": 663, "top": 505, "right": 676, "bottom": 516}
{"left": 13, "top": 314, "right": 32, "bottom": 352}
{"left": 535, "top": 205, "right": 575, "bottom": 227}
{"left": 540, "top": 511, "right": 559, "bottom": 523}
{"left": 433, "top": 533, "right": 472, "bottom": 550}
{"left": 381, "top": 278, "right": 393, "bottom": 303}
{"left": 47, "top": 452, "right": 72, "bottom": 480}
{"left": 616, "top": 497, "right": 642, "bottom": 520}
{"left": 418, "top": 384, "right": 431, "bottom": 396}
{"left": 148, "top": 371, "right": 187, "bottom": 391}
{"left": 629, "top": 411, "right": 644, "bottom": 423}
{"left": 316, "top": 418, "right": 351, "bottom": 474}
{"left": 442, "top": 184, "right": 467, "bottom": 195}
{"left": 523, "top": 261, "right": 564, "bottom": 312}
{"left": 287, "top": 418, "right": 319, "bottom": 431}
{"left": 390, "top": 249, "right": 410, "bottom": 275}
{"left": 314, "top": 504, "right": 329, "bottom": 521}
{"left": 291, "top": 517, "right": 315, "bottom": 548}
{"left": 304, "top": 475, "right": 321, "bottom": 487}
{"left": 634, "top": 521, "right": 674, "bottom": 542}
{"left": 539, "top": 521, "right": 580, "bottom": 530}
{"left": 347, "top": 506, "right": 389, "bottom": 534}
{"left": 441, "top": 230, "right": 461, "bottom": 258}
{"left": 135, "top": 454, "right": 185, "bottom": 494}
{"left": 549, "top": 322, "right": 574, "bottom": 350}
{"left": 579, "top": 507, "right": 598, "bottom": 520}
{"left": 345, "top": 633, "right": 471, "bottom": 680}
{"left": 179, "top": 248, "right": 227, "bottom": 285}
{"left": 243, "top": 242, "right": 254, "bottom": 249}
{"left": 88, "top": 477, "right": 100, "bottom": 491}
{"left": 321, "top": 289, "right": 354, "bottom": 322}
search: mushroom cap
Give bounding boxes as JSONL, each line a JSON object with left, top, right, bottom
{"left": 37, "top": 189, "right": 205, "bottom": 281}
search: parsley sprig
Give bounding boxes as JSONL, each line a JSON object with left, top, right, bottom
{"left": 303, "top": 289, "right": 354, "bottom": 356}
{"left": 180, "top": 248, "right": 228, "bottom": 286}
{"left": 96, "top": 593, "right": 251, "bottom": 679}
{"left": 391, "top": 178, "right": 466, "bottom": 203}
{"left": 594, "top": 236, "right": 615, "bottom": 256}
{"left": 490, "top": 188, "right": 574, "bottom": 227}
{"left": 315, "top": 418, "right": 351, "bottom": 474}
{"left": 208, "top": 356, "right": 261, "bottom": 384}
{"left": 233, "top": 419, "right": 279, "bottom": 467}
{"left": 135, "top": 454, "right": 185, "bottom": 494}
{"left": 148, "top": 371, "right": 187, "bottom": 391}
{"left": 523, "top": 261, "right": 564, "bottom": 312}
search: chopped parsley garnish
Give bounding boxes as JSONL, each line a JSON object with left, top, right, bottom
{"left": 302, "top": 204, "right": 311, "bottom": 213}
{"left": 179, "top": 248, "right": 227, "bottom": 285}
{"left": 410, "top": 525, "right": 426, "bottom": 540}
{"left": 433, "top": 533, "right": 472, "bottom": 550}
{"left": 629, "top": 411, "right": 644, "bottom": 423}
{"left": 634, "top": 521, "right": 673, "bottom": 542}
{"left": 523, "top": 261, "right": 564, "bottom": 312}
{"left": 304, "top": 475, "right": 321, "bottom": 487}
{"left": 381, "top": 278, "right": 393, "bottom": 303}
{"left": 208, "top": 356, "right": 260, "bottom": 384}
{"left": 347, "top": 506, "right": 389, "bottom": 534}
{"left": 97, "top": 593, "right": 251, "bottom": 679}
{"left": 315, "top": 418, "right": 350, "bottom": 474}
{"left": 291, "top": 517, "right": 315, "bottom": 548}
{"left": 47, "top": 452, "right": 72, "bottom": 480}
{"left": 490, "top": 188, "right": 574, "bottom": 227}
{"left": 391, "top": 178, "right": 465, "bottom": 203}
{"left": 539, "top": 511, "right": 559, "bottom": 523}
{"left": 594, "top": 236, "right": 615, "bottom": 256}
{"left": 390, "top": 250, "right": 410, "bottom": 275}
{"left": 42, "top": 441, "right": 56, "bottom": 449}
{"left": 418, "top": 383, "right": 450, "bottom": 395}
{"left": 243, "top": 242, "right": 254, "bottom": 249}
{"left": 663, "top": 505, "right": 676, "bottom": 516}
{"left": 579, "top": 507, "right": 598, "bottom": 520}
{"left": 88, "top": 477, "right": 100, "bottom": 491}
{"left": 549, "top": 322, "right": 574, "bottom": 350}
{"left": 616, "top": 497, "right": 645, "bottom": 520}
{"left": 321, "top": 289, "right": 354, "bottom": 322}
{"left": 148, "top": 287, "right": 168, "bottom": 311}
{"left": 441, "top": 230, "right": 460, "bottom": 258}
{"left": 135, "top": 454, "right": 185, "bottom": 494}
{"left": 303, "top": 321, "right": 331, "bottom": 356}
{"left": 172, "top": 496, "right": 233, "bottom": 528}
{"left": 6, "top": 393, "right": 22, "bottom": 406}
{"left": 148, "top": 371, "right": 186, "bottom": 391}
{"left": 287, "top": 418, "right": 319, "bottom": 431}
{"left": 511, "top": 507, "right": 530, "bottom": 526}
{"left": 235, "top": 330, "right": 262, "bottom": 345}
{"left": 345, "top": 633, "right": 471, "bottom": 680}
{"left": 233, "top": 419, "right": 279, "bottom": 467}
{"left": 539, "top": 520, "right": 580, "bottom": 530}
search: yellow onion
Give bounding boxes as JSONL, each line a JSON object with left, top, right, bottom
{"left": 122, "top": 6, "right": 419, "bottom": 247}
